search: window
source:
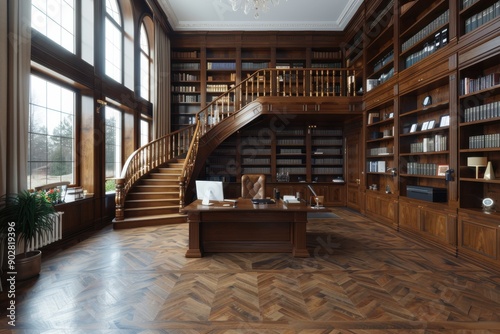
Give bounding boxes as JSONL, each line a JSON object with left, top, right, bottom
{"left": 105, "top": 106, "right": 122, "bottom": 192}
{"left": 140, "top": 22, "right": 152, "bottom": 100}
{"left": 140, "top": 119, "right": 150, "bottom": 146}
{"left": 28, "top": 75, "right": 75, "bottom": 189}
{"left": 32, "top": 0, "right": 76, "bottom": 53}
{"left": 105, "top": 0, "right": 123, "bottom": 83}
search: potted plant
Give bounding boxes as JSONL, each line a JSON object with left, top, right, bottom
{"left": 0, "top": 190, "right": 55, "bottom": 280}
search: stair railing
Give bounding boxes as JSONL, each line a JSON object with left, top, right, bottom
{"left": 115, "top": 67, "right": 359, "bottom": 220}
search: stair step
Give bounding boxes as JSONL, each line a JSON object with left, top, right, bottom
{"left": 113, "top": 213, "right": 187, "bottom": 229}
{"left": 132, "top": 185, "right": 179, "bottom": 193}
{"left": 149, "top": 173, "right": 181, "bottom": 180}
{"left": 156, "top": 168, "right": 183, "bottom": 175}
{"left": 125, "top": 198, "right": 179, "bottom": 208}
{"left": 125, "top": 205, "right": 181, "bottom": 218}
{"left": 126, "top": 192, "right": 179, "bottom": 200}
{"left": 139, "top": 179, "right": 179, "bottom": 186}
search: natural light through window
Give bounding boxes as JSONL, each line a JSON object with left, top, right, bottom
{"left": 32, "top": 0, "right": 75, "bottom": 53}
{"left": 105, "top": 106, "right": 122, "bottom": 192}
{"left": 140, "top": 119, "right": 149, "bottom": 146}
{"left": 28, "top": 75, "right": 75, "bottom": 189}
{"left": 140, "top": 23, "right": 151, "bottom": 100}
{"left": 105, "top": 0, "right": 123, "bottom": 83}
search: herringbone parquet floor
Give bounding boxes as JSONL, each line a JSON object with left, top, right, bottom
{"left": 2, "top": 208, "right": 500, "bottom": 333}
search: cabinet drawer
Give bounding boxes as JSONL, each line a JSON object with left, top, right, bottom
{"left": 399, "top": 201, "right": 420, "bottom": 231}
{"left": 421, "top": 209, "right": 449, "bottom": 240}
{"left": 459, "top": 215, "right": 499, "bottom": 260}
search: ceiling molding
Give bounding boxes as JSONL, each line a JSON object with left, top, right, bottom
{"left": 158, "top": 0, "right": 364, "bottom": 32}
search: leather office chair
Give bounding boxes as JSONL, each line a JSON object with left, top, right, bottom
{"left": 241, "top": 174, "right": 266, "bottom": 199}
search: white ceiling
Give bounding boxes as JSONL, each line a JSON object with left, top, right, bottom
{"left": 158, "top": 0, "right": 364, "bottom": 32}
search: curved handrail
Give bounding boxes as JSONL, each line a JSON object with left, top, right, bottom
{"left": 115, "top": 67, "right": 359, "bottom": 221}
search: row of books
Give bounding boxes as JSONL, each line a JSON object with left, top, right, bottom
{"left": 373, "top": 50, "right": 394, "bottom": 72}
{"left": 312, "top": 139, "right": 343, "bottom": 146}
{"left": 172, "top": 63, "right": 200, "bottom": 70}
{"left": 461, "top": 73, "right": 500, "bottom": 95}
{"left": 172, "top": 51, "right": 198, "bottom": 59}
{"left": 312, "top": 167, "right": 343, "bottom": 174}
{"left": 241, "top": 149, "right": 271, "bottom": 155}
{"left": 404, "top": 28, "right": 448, "bottom": 69}
{"left": 172, "top": 85, "right": 197, "bottom": 93}
{"left": 464, "top": 1, "right": 500, "bottom": 34}
{"left": 206, "top": 84, "right": 229, "bottom": 93}
{"left": 314, "top": 148, "right": 342, "bottom": 155}
{"left": 463, "top": 100, "right": 500, "bottom": 122}
{"left": 368, "top": 147, "right": 392, "bottom": 156}
{"left": 311, "top": 129, "right": 342, "bottom": 136}
{"left": 242, "top": 62, "right": 270, "bottom": 70}
{"left": 402, "top": 10, "right": 449, "bottom": 52}
{"left": 410, "top": 135, "right": 448, "bottom": 153}
{"left": 312, "top": 158, "right": 344, "bottom": 165}
{"left": 406, "top": 163, "right": 440, "bottom": 176}
{"left": 311, "top": 62, "right": 343, "bottom": 68}
{"left": 242, "top": 167, "right": 271, "bottom": 174}
{"left": 172, "top": 95, "right": 199, "bottom": 103}
{"left": 277, "top": 129, "right": 304, "bottom": 136}
{"left": 468, "top": 133, "right": 500, "bottom": 149}
{"left": 243, "top": 158, "right": 270, "bottom": 165}
{"left": 173, "top": 73, "right": 199, "bottom": 82}
{"left": 279, "top": 148, "right": 303, "bottom": 154}
{"left": 312, "top": 51, "right": 342, "bottom": 59}
{"left": 207, "top": 62, "right": 236, "bottom": 70}
{"left": 367, "top": 160, "right": 386, "bottom": 173}
{"left": 276, "top": 159, "right": 303, "bottom": 165}
{"left": 462, "top": 0, "right": 480, "bottom": 10}
{"left": 276, "top": 167, "right": 307, "bottom": 174}
{"left": 277, "top": 138, "right": 305, "bottom": 145}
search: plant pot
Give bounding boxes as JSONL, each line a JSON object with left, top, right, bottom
{"left": 15, "top": 250, "right": 42, "bottom": 281}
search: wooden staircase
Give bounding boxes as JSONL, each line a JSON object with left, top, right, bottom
{"left": 113, "top": 159, "right": 187, "bottom": 229}
{"left": 114, "top": 67, "right": 361, "bottom": 229}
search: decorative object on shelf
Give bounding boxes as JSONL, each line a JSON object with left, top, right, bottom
{"left": 467, "top": 157, "right": 487, "bottom": 179}
{"left": 427, "top": 120, "right": 435, "bottom": 129}
{"left": 484, "top": 161, "right": 495, "bottom": 180}
{"left": 445, "top": 168, "right": 454, "bottom": 182}
{"left": 439, "top": 115, "right": 450, "bottom": 127}
{"left": 437, "top": 165, "right": 449, "bottom": 176}
{"left": 387, "top": 167, "right": 397, "bottom": 177}
{"left": 422, "top": 95, "right": 432, "bottom": 107}
{"left": 482, "top": 197, "right": 495, "bottom": 214}
{"left": 222, "top": 0, "right": 288, "bottom": 19}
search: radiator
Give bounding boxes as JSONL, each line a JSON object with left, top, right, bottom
{"left": 18, "top": 212, "right": 64, "bottom": 253}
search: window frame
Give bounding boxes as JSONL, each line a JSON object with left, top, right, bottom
{"left": 27, "top": 72, "right": 81, "bottom": 189}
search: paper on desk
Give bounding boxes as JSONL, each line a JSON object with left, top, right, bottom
{"left": 283, "top": 195, "right": 300, "bottom": 203}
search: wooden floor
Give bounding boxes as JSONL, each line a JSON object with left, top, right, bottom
{"left": 2, "top": 208, "right": 500, "bottom": 333}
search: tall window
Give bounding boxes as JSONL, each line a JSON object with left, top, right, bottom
{"left": 32, "top": 0, "right": 76, "bottom": 53}
{"left": 105, "top": 106, "right": 122, "bottom": 192}
{"left": 139, "top": 22, "right": 152, "bottom": 100}
{"left": 140, "top": 119, "right": 150, "bottom": 146}
{"left": 105, "top": 0, "right": 123, "bottom": 83}
{"left": 28, "top": 75, "right": 75, "bottom": 188}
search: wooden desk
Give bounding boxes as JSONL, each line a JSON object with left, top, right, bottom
{"left": 182, "top": 199, "right": 326, "bottom": 258}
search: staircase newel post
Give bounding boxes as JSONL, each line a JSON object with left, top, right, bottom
{"left": 115, "top": 178, "right": 125, "bottom": 221}
{"left": 179, "top": 176, "right": 186, "bottom": 212}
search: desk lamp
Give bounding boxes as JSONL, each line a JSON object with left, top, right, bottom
{"left": 467, "top": 157, "right": 487, "bottom": 179}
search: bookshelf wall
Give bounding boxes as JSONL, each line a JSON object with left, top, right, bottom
{"left": 171, "top": 40, "right": 346, "bottom": 130}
